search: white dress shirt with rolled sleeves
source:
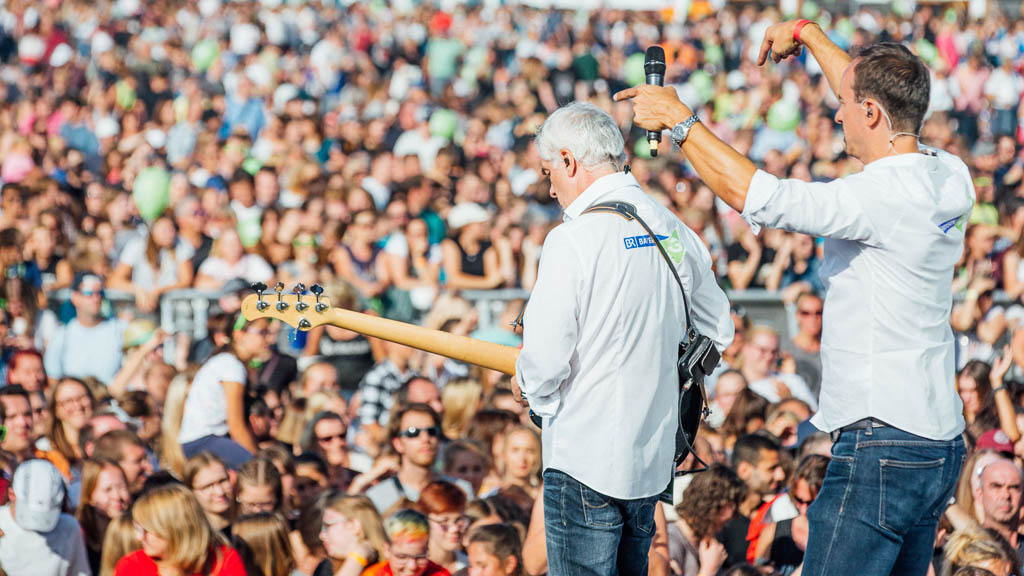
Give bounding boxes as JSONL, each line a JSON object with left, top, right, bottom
{"left": 516, "top": 171, "right": 734, "bottom": 500}
{"left": 742, "top": 147, "right": 974, "bottom": 440}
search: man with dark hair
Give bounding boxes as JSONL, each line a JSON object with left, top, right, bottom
{"left": 619, "top": 19, "right": 970, "bottom": 575}
{"left": 719, "top": 434, "right": 786, "bottom": 569}
{"left": 672, "top": 464, "right": 746, "bottom": 576}
{"left": 364, "top": 403, "right": 470, "bottom": 513}
{"left": 0, "top": 386, "right": 66, "bottom": 481}
{"left": 92, "top": 429, "right": 153, "bottom": 495}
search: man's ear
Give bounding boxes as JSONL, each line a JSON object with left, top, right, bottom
{"left": 502, "top": 554, "right": 519, "bottom": 576}
{"left": 736, "top": 460, "right": 752, "bottom": 481}
{"left": 560, "top": 149, "right": 578, "bottom": 177}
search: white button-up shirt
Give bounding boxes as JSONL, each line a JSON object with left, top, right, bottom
{"left": 742, "top": 148, "right": 974, "bottom": 440}
{"left": 516, "top": 171, "right": 733, "bottom": 500}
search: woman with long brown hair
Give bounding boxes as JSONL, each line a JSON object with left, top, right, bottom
{"left": 77, "top": 458, "right": 132, "bottom": 574}
{"left": 184, "top": 452, "right": 234, "bottom": 536}
{"left": 47, "top": 377, "right": 95, "bottom": 478}
{"left": 113, "top": 483, "right": 246, "bottom": 576}
{"left": 107, "top": 213, "right": 194, "bottom": 314}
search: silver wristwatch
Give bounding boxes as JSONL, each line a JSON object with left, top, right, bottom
{"left": 670, "top": 114, "right": 701, "bottom": 147}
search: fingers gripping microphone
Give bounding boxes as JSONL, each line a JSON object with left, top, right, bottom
{"left": 644, "top": 46, "right": 666, "bottom": 157}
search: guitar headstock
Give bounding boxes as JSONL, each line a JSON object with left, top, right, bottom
{"left": 240, "top": 281, "right": 333, "bottom": 331}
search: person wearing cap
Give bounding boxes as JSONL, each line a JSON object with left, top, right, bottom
{"left": 0, "top": 459, "right": 90, "bottom": 576}
{"left": 439, "top": 203, "right": 504, "bottom": 291}
{"left": 44, "top": 272, "right": 125, "bottom": 387}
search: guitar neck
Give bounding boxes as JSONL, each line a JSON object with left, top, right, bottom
{"left": 327, "top": 308, "right": 520, "bottom": 375}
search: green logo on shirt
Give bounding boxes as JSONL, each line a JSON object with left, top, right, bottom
{"left": 660, "top": 230, "right": 685, "bottom": 265}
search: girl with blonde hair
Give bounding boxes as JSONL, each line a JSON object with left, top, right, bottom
{"left": 441, "top": 379, "right": 482, "bottom": 439}
{"left": 499, "top": 425, "right": 541, "bottom": 499}
{"left": 113, "top": 483, "right": 245, "bottom": 576}
{"left": 159, "top": 373, "right": 191, "bottom": 477}
{"left": 318, "top": 494, "right": 389, "bottom": 576}
{"left": 98, "top": 513, "right": 140, "bottom": 576}
{"left": 231, "top": 512, "right": 297, "bottom": 576}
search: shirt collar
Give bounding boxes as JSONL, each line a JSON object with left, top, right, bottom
{"left": 562, "top": 171, "right": 643, "bottom": 221}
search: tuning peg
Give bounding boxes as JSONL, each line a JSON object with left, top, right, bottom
{"left": 252, "top": 282, "right": 269, "bottom": 311}
{"left": 294, "top": 283, "right": 309, "bottom": 312}
{"left": 311, "top": 283, "right": 328, "bottom": 313}
{"left": 274, "top": 281, "right": 288, "bottom": 311}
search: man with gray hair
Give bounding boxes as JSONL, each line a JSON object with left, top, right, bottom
{"left": 511, "top": 101, "right": 733, "bottom": 576}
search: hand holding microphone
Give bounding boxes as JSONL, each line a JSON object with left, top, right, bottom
{"left": 644, "top": 46, "right": 666, "bottom": 157}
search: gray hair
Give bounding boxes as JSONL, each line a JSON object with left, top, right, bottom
{"left": 536, "top": 102, "right": 626, "bottom": 171}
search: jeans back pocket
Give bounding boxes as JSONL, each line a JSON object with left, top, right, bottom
{"left": 879, "top": 457, "right": 946, "bottom": 535}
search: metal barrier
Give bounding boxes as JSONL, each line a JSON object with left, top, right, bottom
{"left": 48, "top": 287, "right": 1003, "bottom": 364}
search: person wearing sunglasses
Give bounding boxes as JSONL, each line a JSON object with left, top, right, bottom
{"left": 752, "top": 454, "right": 829, "bottom": 573}
{"left": 43, "top": 271, "right": 125, "bottom": 388}
{"left": 365, "top": 404, "right": 471, "bottom": 515}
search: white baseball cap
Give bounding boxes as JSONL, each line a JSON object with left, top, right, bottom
{"left": 12, "top": 459, "right": 65, "bottom": 533}
{"left": 447, "top": 203, "right": 490, "bottom": 231}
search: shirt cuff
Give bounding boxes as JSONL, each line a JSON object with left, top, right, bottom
{"left": 740, "top": 169, "right": 779, "bottom": 236}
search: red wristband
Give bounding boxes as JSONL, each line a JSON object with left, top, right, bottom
{"left": 793, "top": 19, "right": 814, "bottom": 44}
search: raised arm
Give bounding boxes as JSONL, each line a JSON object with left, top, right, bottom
{"left": 614, "top": 19, "right": 852, "bottom": 214}
{"left": 758, "top": 20, "right": 851, "bottom": 97}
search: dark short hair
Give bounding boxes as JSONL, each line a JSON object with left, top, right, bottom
{"left": 731, "top": 433, "right": 782, "bottom": 469}
{"left": 92, "top": 429, "right": 146, "bottom": 462}
{"left": 0, "top": 384, "right": 31, "bottom": 406}
{"left": 852, "top": 43, "right": 930, "bottom": 134}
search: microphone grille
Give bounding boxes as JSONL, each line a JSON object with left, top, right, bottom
{"left": 644, "top": 46, "right": 666, "bottom": 75}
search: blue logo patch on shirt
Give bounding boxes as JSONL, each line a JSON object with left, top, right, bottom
{"left": 938, "top": 213, "right": 968, "bottom": 234}
{"left": 624, "top": 234, "right": 669, "bottom": 249}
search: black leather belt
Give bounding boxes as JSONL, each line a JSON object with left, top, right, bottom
{"left": 840, "top": 418, "right": 888, "bottom": 432}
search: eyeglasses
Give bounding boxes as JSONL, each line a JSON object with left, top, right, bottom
{"left": 428, "top": 515, "right": 469, "bottom": 532}
{"left": 57, "top": 394, "right": 92, "bottom": 408}
{"left": 397, "top": 426, "right": 441, "bottom": 439}
{"left": 320, "top": 517, "right": 346, "bottom": 533}
{"left": 316, "top": 432, "right": 347, "bottom": 444}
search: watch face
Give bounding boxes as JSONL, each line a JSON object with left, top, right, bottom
{"left": 672, "top": 124, "right": 688, "bottom": 144}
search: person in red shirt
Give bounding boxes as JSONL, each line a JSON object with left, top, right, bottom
{"left": 113, "top": 483, "right": 246, "bottom": 576}
{"left": 363, "top": 509, "right": 450, "bottom": 576}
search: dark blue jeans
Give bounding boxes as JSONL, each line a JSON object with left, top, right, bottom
{"left": 543, "top": 469, "right": 659, "bottom": 576}
{"left": 802, "top": 425, "right": 964, "bottom": 576}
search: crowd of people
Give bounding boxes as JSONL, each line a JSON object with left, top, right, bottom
{"left": 0, "top": 0, "right": 1022, "bottom": 575}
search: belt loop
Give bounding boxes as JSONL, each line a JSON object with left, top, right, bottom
{"left": 830, "top": 429, "right": 841, "bottom": 443}
{"left": 865, "top": 422, "right": 873, "bottom": 437}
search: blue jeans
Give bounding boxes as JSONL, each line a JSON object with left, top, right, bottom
{"left": 543, "top": 469, "right": 658, "bottom": 576}
{"left": 802, "top": 425, "right": 964, "bottom": 576}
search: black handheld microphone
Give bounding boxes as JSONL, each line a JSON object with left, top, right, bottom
{"left": 644, "top": 46, "right": 666, "bottom": 157}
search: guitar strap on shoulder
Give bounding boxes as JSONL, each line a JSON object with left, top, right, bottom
{"left": 581, "top": 201, "right": 697, "bottom": 346}
{"left": 581, "top": 201, "right": 712, "bottom": 483}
